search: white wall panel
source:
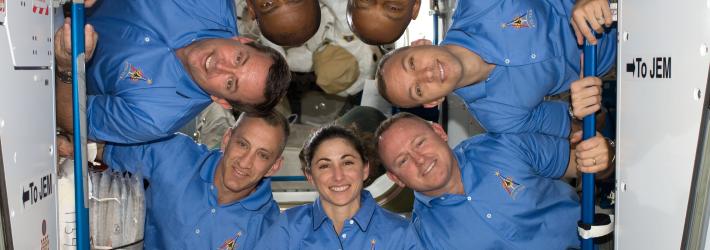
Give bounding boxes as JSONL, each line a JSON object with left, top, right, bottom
{"left": 616, "top": 0, "right": 710, "bottom": 248}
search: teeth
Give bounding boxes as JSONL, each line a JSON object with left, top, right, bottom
{"left": 329, "top": 185, "right": 350, "bottom": 192}
{"left": 423, "top": 161, "right": 435, "bottom": 175}
{"left": 233, "top": 166, "right": 248, "bottom": 177}
{"left": 205, "top": 56, "right": 213, "bottom": 71}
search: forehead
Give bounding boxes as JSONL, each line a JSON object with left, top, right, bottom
{"left": 379, "top": 119, "right": 429, "bottom": 148}
{"left": 382, "top": 50, "right": 416, "bottom": 106}
{"left": 233, "top": 52, "right": 272, "bottom": 103}
{"left": 313, "top": 138, "right": 360, "bottom": 158}
{"left": 231, "top": 117, "right": 283, "bottom": 148}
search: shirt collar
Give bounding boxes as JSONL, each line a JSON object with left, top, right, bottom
{"left": 237, "top": 178, "right": 274, "bottom": 211}
{"left": 312, "top": 190, "right": 377, "bottom": 232}
{"left": 414, "top": 148, "right": 473, "bottom": 207}
{"left": 450, "top": 0, "right": 498, "bottom": 26}
{"left": 200, "top": 150, "right": 275, "bottom": 211}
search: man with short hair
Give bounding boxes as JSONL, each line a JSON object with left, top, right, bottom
{"left": 54, "top": 0, "right": 291, "bottom": 144}
{"left": 375, "top": 0, "right": 616, "bottom": 139}
{"left": 376, "top": 111, "right": 612, "bottom": 249}
{"left": 245, "top": 0, "right": 321, "bottom": 46}
{"left": 93, "top": 111, "right": 290, "bottom": 249}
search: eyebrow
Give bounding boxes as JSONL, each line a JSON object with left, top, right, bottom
{"left": 383, "top": 12, "right": 404, "bottom": 21}
{"left": 394, "top": 153, "right": 406, "bottom": 166}
{"left": 315, "top": 158, "right": 332, "bottom": 164}
{"left": 257, "top": 148, "right": 273, "bottom": 156}
{"left": 242, "top": 52, "right": 251, "bottom": 66}
{"left": 236, "top": 136, "right": 251, "bottom": 147}
{"left": 260, "top": 5, "right": 279, "bottom": 15}
{"left": 352, "top": 1, "right": 371, "bottom": 10}
{"left": 341, "top": 154, "right": 356, "bottom": 160}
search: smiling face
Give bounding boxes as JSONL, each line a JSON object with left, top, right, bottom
{"left": 347, "top": 0, "right": 421, "bottom": 45}
{"left": 379, "top": 45, "right": 464, "bottom": 108}
{"left": 377, "top": 117, "right": 456, "bottom": 196}
{"left": 178, "top": 38, "right": 273, "bottom": 107}
{"left": 306, "top": 138, "right": 369, "bottom": 208}
{"left": 216, "top": 116, "right": 285, "bottom": 202}
{"left": 247, "top": 0, "right": 320, "bottom": 46}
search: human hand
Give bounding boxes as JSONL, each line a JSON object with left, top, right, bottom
{"left": 54, "top": 18, "right": 98, "bottom": 73}
{"left": 574, "top": 133, "right": 609, "bottom": 174}
{"left": 570, "top": 77, "right": 602, "bottom": 120}
{"left": 570, "top": 0, "right": 612, "bottom": 45}
{"left": 569, "top": 130, "right": 583, "bottom": 145}
{"left": 411, "top": 39, "right": 432, "bottom": 46}
{"left": 56, "top": 134, "right": 74, "bottom": 158}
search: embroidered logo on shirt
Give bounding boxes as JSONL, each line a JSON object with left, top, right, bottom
{"left": 120, "top": 62, "right": 153, "bottom": 84}
{"left": 218, "top": 231, "right": 242, "bottom": 250}
{"left": 501, "top": 9, "right": 536, "bottom": 29}
{"left": 495, "top": 170, "right": 525, "bottom": 199}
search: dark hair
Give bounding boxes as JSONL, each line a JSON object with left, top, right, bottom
{"left": 229, "top": 42, "right": 291, "bottom": 115}
{"left": 299, "top": 125, "right": 369, "bottom": 174}
{"left": 375, "top": 46, "right": 412, "bottom": 106}
{"left": 374, "top": 112, "right": 430, "bottom": 169}
{"left": 259, "top": 0, "right": 321, "bottom": 46}
{"left": 235, "top": 110, "right": 290, "bottom": 153}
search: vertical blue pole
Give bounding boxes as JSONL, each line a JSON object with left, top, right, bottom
{"left": 581, "top": 32, "right": 597, "bottom": 250}
{"left": 433, "top": 11, "right": 439, "bottom": 45}
{"left": 71, "top": 1, "right": 90, "bottom": 249}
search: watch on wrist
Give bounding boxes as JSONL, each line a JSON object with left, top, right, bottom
{"left": 56, "top": 70, "right": 72, "bottom": 83}
{"left": 568, "top": 105, "right": 578, "bottom": 120}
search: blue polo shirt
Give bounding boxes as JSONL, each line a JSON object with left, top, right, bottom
{"left": 412, "top": 133, "right": 580, "bottom": 249}
{"left": 85, "top": 0, "right": 238, "bottom": 143}
{"left": 255, "top": 190, "right": 423, "bottom": 250}
{"left": 103, "top": 134, "right": 279, "bottom": 250}
{"left": 442, "top": 0, "right": 616, "bottom": 138}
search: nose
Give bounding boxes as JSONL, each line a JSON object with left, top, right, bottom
{"left": 415, "top": 66, "right": 434, "bottom": 83}
{"left": 411, "top": 150, "right": 426, "bottom": 167}
{"left": 214, "top": 57, "right": 237, "bottom": 74}
{"left": 237, "top": 152, "right": 255, "bottom": 169}
{"left": 332, "top": 165, "right": 345, "bottom": 182}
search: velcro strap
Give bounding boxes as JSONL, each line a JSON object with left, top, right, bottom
{"left": 578, "top": 214, "right": 614, "bottom": 239}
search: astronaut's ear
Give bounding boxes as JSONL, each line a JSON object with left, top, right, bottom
{"left": 411, "top": 0, "right": 422, "bottom": 20}
{"left": 211, "top": 96, "right": 232, "bottom": 110}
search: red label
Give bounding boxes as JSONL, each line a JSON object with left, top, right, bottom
{"left": 32, "top": 0, "right": 49, "bottom": 16}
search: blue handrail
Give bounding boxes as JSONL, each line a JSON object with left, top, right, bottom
{"left": 581, "top": 32, "right": 597, "bottom": 250}
{"left": 70, "top": 1, "right": 90, "bottom": 249}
